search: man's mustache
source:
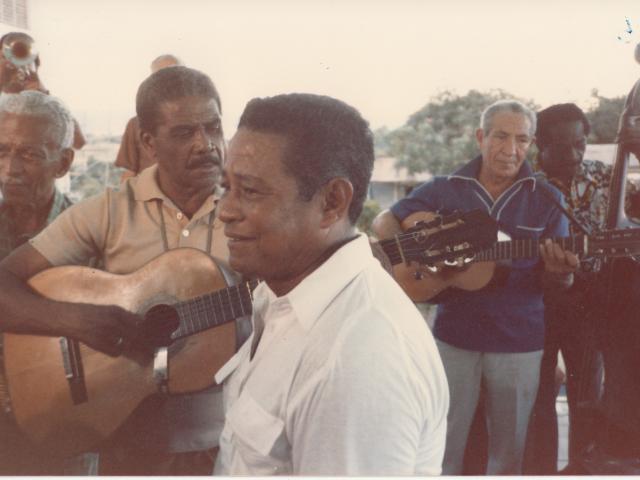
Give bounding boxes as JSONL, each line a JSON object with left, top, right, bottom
{"left": 187, "top": 154, "right": 221, "bottom": 169}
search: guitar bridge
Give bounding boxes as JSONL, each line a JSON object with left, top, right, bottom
{"left": 60, "top": 337, "right": 88, "bottom": 405}
{"left": 153, "top": 347, "right": 169, "bottom": 393}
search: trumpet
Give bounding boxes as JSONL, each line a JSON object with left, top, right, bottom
{"left": 1, "top": 32, "right": 38, "bottom": 83}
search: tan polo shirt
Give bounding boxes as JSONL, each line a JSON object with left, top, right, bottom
{"left": 32, "top": 164, "right": 229, "bottom": 273}
{"left": 31, "top": 164, "right": 232, "bottom": 453}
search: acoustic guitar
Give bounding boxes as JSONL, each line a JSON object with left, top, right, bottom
{"left": 394, "top": 211, "right": 640, "bottom": 302}
{"left": 0, "top": 210, "right": 497, "bottom": 458}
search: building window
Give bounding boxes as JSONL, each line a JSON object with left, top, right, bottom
{"left": 0, "top": 0, "right": 28, "bottom": 29}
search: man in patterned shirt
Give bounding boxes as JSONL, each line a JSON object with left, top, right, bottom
{"left": 525, "top": 103, "right": 616, "bottom": 473}
{"left": 0, "top": 90, "right": 76, "bottom": 474}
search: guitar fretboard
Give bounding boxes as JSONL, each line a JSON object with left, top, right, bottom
{"left": 170, "top": 279, "right": 259, "bottom": 339}
{"left": 475, "top": 236, "right": 587, "bottom": 262}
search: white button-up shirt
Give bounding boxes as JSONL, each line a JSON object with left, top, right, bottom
{"left": 214, "top": 234, "right": 449, "bottom": 475}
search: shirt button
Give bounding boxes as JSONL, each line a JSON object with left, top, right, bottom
{"left": 182, "top": 229, "right": 190, "bottom": 237}
{"left": 177, "top": 212, "right": 183, "bottom": 220}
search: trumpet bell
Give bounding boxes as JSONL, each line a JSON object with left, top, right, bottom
{"left": 2, "top": 32, "right": 37, "bottom": 68}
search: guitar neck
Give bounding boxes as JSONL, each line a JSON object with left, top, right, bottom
{"left": 171, "top": 279, "right": 258, "bottom": 339}
{"left": 475, "top": 235, "right": 587, "bottom": 262}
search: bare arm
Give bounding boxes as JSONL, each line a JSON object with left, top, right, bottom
{"left": 0, "top": 243, "right": 140, "bottom": 356}
{"left": 371, "top": 209, "right": 403, "bottom": 240}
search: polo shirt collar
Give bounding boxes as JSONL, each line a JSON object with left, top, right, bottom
{"left": 252, "top": 233, "right": 374, "bottom": 332}
{"left": 132, "top": 165, "right": 170, "bottom": 203}
{"left": 132, "top": 164, "right": 220, "bottom": 213}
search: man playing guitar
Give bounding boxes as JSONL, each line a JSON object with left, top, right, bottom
{"left": 373, "top": 100, "right": 578, "bottom": 475}
{"left": 0, "top": 66, "right": 233, "bottom": 475}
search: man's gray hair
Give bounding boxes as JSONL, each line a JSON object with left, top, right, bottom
{"left": 0, "top": 91, "right": 74, "bottom": 148}
{"left": 480, "top": 100, "right": 537, "bottom": 137}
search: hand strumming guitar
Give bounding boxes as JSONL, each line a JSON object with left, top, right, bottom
{"left": 0, "top": 243, "right": 144, "bottom": 357}
{"left": 62, "top": 303, "right": 143, "bottom": 357}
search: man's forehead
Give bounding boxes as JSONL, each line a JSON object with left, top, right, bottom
{"left": 548, "top": 120, "right": 585, "bottom": 138}
{"left": 226, "top": 129, "right": 289, "bottom": 175}
{"left": 0, "top": 112, "right": 60, "bottom": 141}
{"left": 157, "top": 96, "right": 220, "bottom": 122}
{"left": 488, "top": 112, "right": 532, "bottom": 135}
{"left": 229, "top": 128, "right": 288, "bottom": 154}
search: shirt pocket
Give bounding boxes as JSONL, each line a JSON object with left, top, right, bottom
{"left": 226, "top": 391, "right": 288, "bottom": 470}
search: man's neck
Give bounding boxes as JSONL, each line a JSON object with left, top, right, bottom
{"left": 478, "top": 170, "right": 516, "bottom": 201}
{"left": 168, "top": 188, "right": 212, "bottom": 218}
{"left": 7, "top": 196, "right": 54, "bottom": 236}
{"left": 157, "top": 175, "right": 213, "bottom": 218}
{"left": 267, "top": 228, "right": 358, "bottom": 298}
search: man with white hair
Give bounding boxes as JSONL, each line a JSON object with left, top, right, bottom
{"left": 0, "top": 90, "right": 74, "bottom": 261}
{"left": 373, "top": 100, "right": 578, "bottom": 475}
{"left": 0, "top": 90, "right": 76, "bottom": 474}
{"left": 0, "top": 66, "right": 231, "bottom": 476}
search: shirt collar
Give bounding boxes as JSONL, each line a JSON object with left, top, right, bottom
{"left": 131, "top": 164, "right": 220, "bottom": 214}
{"left": 449, "top": 155, "right": 536, "bottom": 188}
{"left": 46, "top": 188, "right": 71, "bottom": 225}
{"left": 534, "top": 160, "right": 598, "bottom": 197}
{"left": 252, "top": 233, "right": 375, "bottom": 332}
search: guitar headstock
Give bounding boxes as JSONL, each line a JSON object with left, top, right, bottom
{"left": 588, "top": 227, "right": 640, "bottom": 258}
{"left": 402, "top": 209, "right": 498, "bottom": 266}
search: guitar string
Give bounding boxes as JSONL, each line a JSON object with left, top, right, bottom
{"left": 392, "top": 236, "right": 587, "bottom": 260}
{"left": 168, "top": 282, "right": 257, "bottom": 338}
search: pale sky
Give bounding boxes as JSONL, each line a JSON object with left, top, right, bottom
{"left": 25, "top": 0, "right": 640, "bottom": 137}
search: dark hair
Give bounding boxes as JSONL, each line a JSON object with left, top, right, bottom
{"left": 136, "top": 66, "right": 221, "bottom": 133}
{"left": 238, "top": 93, "right": 374, "bottom": 224}
{"left": 536, "top": 103, "right": 590, "bottom": 148}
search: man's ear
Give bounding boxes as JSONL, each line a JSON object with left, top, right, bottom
{"left": 54, "top": 148, "right": 74, "bottom": 178}
{"left": 475, "top": 127, "right": 484, "bottom": 149}
{"left": 319, "top": 177, "right": 354, "bottom": 228}
{"left": 140, "top": 130, "right": 156, "bottom": 158}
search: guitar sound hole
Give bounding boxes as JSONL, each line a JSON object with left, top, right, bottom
{"left": 141, "top": 304, "right": 180, "bottom": 348}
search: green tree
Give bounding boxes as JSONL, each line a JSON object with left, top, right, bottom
{"left": 70, "top": 156, "right": 124, "bottom": 201}
{"left": 373, "top": 126, "right": 391, "bottom": 157}
{"left": 586, "top": 89, "right": 626, "bottom": 144}
{"left": 382, "top": 89, "right": 538, "bottom": 175}
{"left": 356, "top": 199, "right": 381, "bottom": 235}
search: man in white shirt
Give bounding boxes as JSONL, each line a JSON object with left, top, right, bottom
{"left": 214, "top": 93, "right": 449, "bottom": 475}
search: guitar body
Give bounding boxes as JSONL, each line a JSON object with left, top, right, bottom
{"left": 1, "top": 248, "right": 236, "bottom": 458}
{"left": 394, "top": 211, "right": 497, "bottom": 302}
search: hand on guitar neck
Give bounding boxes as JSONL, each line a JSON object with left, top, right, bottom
{"left": 539, "top": 237, "right": 579, "bottom": 274}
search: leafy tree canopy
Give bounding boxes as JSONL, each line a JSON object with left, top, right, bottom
{"left": 585, "top": 89, "right": 626, "bottom": 144}
{"left": 378, "top": 89, "right": 538, "bottom": 175}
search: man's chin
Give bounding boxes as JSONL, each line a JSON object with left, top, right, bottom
{"left": 228, "top": 257, "right": 256, "bottom": 278}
